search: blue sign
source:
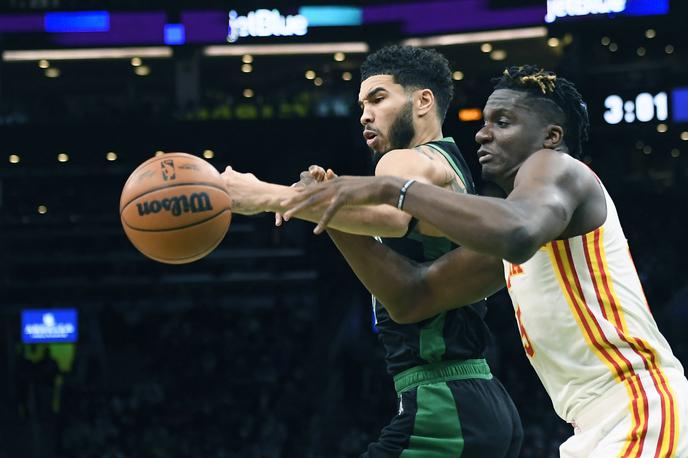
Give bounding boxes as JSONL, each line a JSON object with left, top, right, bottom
{"left": 545, "top": 0, "right": 668, "bottom": 23}
{"left": 164, "top": 23, "right": 186, "bottom": 45}
{"left": 672, "top": 88, "right": 688, "bottom": 123}
{"left": 22, "top": 309, "right": 78, "bottom": 344}
{"left": 298, "top": 6, "right": 363, "bottom": 26}
{"left": 44, "top": 11, "right": 110, "bottom": 32}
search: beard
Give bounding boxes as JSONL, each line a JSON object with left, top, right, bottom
{"left": 370, "top": 101, "right": 416, "bottom": 169}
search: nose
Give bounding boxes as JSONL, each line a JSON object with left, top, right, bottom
{"left": 475, "top": 125, "right": 492, "bottom": 145}
{"left": 360, "top": 105, "right": 373, "bottom": 126}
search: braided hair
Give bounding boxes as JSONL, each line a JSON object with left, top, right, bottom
{"left": 493, "top": 65, "right": 590, "bottom": 158}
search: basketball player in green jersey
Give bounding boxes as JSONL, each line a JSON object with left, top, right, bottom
{"left": 221, "top": 46, "right": 522, "bottom": 457}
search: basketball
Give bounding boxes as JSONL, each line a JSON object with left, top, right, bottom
{"left": 119, "top": 152, "right": 232, "bottom": 264}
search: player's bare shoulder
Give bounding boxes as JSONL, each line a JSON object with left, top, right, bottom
{"left": 515, "top": 149, "right": 591, "bottom": 193}
{"left": 374, "top": 148, "right": 444, "bottom": 185}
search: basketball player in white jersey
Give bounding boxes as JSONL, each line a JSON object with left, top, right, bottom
{"left": 280, "top": 65, "right": 688, "bottom": 457}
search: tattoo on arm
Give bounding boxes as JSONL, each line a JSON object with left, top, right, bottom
{"left": 414, "top": 146, "right": 435, "bottom": 161}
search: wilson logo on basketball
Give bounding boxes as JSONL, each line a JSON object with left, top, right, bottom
{"left": 136, "top": 192, "right": 213, "bottom": 217}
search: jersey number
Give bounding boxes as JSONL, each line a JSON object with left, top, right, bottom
{"left": 515, "top": 303, "right": 535, "bottom": 358}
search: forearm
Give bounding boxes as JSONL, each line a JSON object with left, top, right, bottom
{"left": 383, "top": 179, "right": 532, "bottom": 262}
{"left": 262, "top": 182, "right": 408, "bottom": 237}
{"left": 327, "top": 229, "right": 427, "bottom": 320}
{"left": 328, "top": 229, "right": 505, "bottom": 323}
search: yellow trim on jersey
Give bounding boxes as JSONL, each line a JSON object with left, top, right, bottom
{"left": 585, "top": 229, "right": 680, "bottom": 457}
{"left": 546, "top": 239, "right": 647, "bottom": 457}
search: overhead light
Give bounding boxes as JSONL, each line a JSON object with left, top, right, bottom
{"left": 314, "top": 77, "right": 323, "bottom": 87}
{"left": 38, "top": 59, "right": 49, "bottom": 68}
{"left": 563, "top": 33, "right": 573, "bottom": 45}
{"left": 203, "top": 149, "right": 215, "bottom": 159}
{"left": 657, "top": 124, "right": 668, "bottom": 133}
{"left": 134, "top": 65, "right": 151, "bottom": 76}
{"left": 458, "top": 108, "right": 482, "bottom": 122}
{"left": 403, "top": 27, "right": 547, "bottom": 47}
{"left": 9, "top": 154, "right": 20, "bottom": 164}
{"left": 106, "top": 151, "right": 117, "bottom": 161}
{"left": 45, "top": 67, "right": 60, "bottom": 78}
{"left": 130, "top": 57, "right": 142, "bottom": 67}
{"left": 3, "top": 46, "right": 172, "bottom": 62}
{"left": 609, "top": 43, "right": 618, "bottom": 52}
{"left": 480, "top": 43, "right": 493, "bottom": 53}
{"left": 155, "top": 150, "right": 165, "bottom": 156}
{"left": 643, "top": 145, "right": 652, "bottom": 155}
{"left": 334, "top": 52, "right": 345, "bottom": 61}
{"left": 241, "top": 63, "right": 253, "bottom": 73}
{"left": 601, "top": 36, "right": 611, "bottom": 46}
{"left": 243, "top": 88, "right": 254, "bottom": 98}
{"left": 671, "top": 148, "right": 680, "bottom": 158}
{"left": 242, "top": 54, "right": 253, "bottom": 63}
{"left": 637, "top": 47, "right": 646, "bottom": 56}
{"left": 452, "top": 71, "right": 464, "bottom": 81}
{"left": 547, "top": 38, "right": 560, "bottom": 48}
{"left": 490, "top": 49, "right": 507, "bottom": 61}
{"left": 57, "top": 153, "right": 69, "bottom": 162}
{"left": 665, "top": 45, "right": 674, "bottom": 54}
{"left": 645, "top": 29, "right": 656, "bottom": 39}
{"left": 305, "top": 70, "right": 316, "bottom": 80}
{"left": 681, "top": 131, "right": 688, "bottom": 141}
{"left": 342, "top": 71, "right": 352, "bottom": 81}
{"left": 204, "top": 42, "right": 368, "bottom": 57}
{"left": 37, "top": 205, "right": 48, "bottom": 215}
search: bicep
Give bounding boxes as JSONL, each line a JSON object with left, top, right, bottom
{"left": 506, "top": 152, "right": 583, "bottom": 246}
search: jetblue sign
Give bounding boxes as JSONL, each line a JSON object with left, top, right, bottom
{"left": 546, "top": 0, "right": 626, "bottom": 22}
{"left": 227, "top": 9, "right": 308, "bottom": 43}
{"left": 545, "top": 0, "right": 669, "bottom": 23}
{"left": 22, "top": 309, "right": 78, "bottom": 343}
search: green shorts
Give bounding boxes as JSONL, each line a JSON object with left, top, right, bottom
{"left": 362, "top": 359, "right": 522, "bottom": 458}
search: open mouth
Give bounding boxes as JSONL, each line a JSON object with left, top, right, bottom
{"left": 363, "top": 130, "right": 378, "bottom": 147}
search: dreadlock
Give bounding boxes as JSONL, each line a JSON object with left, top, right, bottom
{"left": 492, "top": 65, "right": 590, "bottom": 158}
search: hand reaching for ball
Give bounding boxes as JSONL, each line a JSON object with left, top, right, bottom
{"left": 275, "top": 165, "right": 337, "bottom": 226}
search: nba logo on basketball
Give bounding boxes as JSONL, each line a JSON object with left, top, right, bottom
{"left": 161, "top": 160, "right": 176, "bottom": 181}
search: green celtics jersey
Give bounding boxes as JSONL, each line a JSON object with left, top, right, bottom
{"left": 373, "top": 137, "right": 491, "bottom": 376}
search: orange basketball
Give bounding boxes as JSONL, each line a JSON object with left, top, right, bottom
{"left": 119, "top": 152, "right": 232, "bottom": 264}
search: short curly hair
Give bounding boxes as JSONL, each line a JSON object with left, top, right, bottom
{"left": 492, "top": 65, "right": 590, "bottom": 158}
{"left": 361, "top": 45, "right": 454, "bottom": 120}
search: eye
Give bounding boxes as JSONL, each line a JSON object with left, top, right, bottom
{"left": 496, "top": 118, "right": 510, "bottom": 127}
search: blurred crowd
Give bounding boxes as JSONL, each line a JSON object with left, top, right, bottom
{"left": 3, "top": 182, "right": 685, "bottom": 458}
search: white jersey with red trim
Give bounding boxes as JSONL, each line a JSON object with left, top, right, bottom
{"left": 503, "top": 181, "right": 686, "bottom": 454}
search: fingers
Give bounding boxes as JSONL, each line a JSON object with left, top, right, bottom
{"left": 275, "top": 212, "right": 284, "bottom": 226}
{"left": 309, "top": 165, "right": 326, "bottom": 182}
{"left": 313, "top": 195, "right": 345, "bottom": 234}
{"left": 281, "top": 189, "right": 328, "bottom": 221}
{"left": 325, "top": 169, "right": 337, "bottom": 180}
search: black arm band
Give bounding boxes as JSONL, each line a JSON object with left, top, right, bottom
{"left": 397, "top": 179, "right": 417, "bottom": 210}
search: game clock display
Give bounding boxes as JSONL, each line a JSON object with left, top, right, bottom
{"left": 603, "top": 87, "right": 688, "bottom": 125}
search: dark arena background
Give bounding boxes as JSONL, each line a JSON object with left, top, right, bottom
{"left": 0, "top": 0, "right": 687, "bottom": 457}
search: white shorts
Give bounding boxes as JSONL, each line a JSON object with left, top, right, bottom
{"left": 560, "top": 369, "right": 688, "bottom": 458}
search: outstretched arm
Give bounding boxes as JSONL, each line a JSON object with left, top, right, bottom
{"left": 222, "top": 148, "right": 453, "bottom": 238}
{"left": 283, "top": 150, "right": 589, "bottom": 264}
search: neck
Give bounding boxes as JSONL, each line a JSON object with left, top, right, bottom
{"left": 411, "top": 120, "right": 444, "bottom": 147}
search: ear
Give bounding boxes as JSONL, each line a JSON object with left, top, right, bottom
{"left": 543, "top": 124, "right": 564, "bottom": 149}
{"left": 415, "top": 89, "right": 435, "bottom": 117}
